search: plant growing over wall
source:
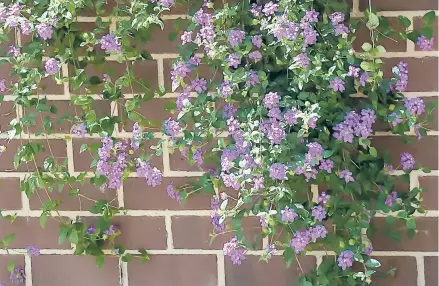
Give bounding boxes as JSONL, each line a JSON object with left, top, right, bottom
{"left": 168, "top": 0, "right": 436, "bottom": 284}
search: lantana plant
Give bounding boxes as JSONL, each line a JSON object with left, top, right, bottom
{"left": 168, "top": 0, "right": 436, "bottom": 284}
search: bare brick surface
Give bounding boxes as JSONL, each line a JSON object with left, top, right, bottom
{"left": 32, "top": 255, "right": 120, "bottom": 286}
{"left": 419, "top": 176, "right": 438, "bottom": 210}
{"left": 128, "top": 255, "right": 218, "bottom": 286}
{"left": 373, "top": 256, "right": 418, "bottom": 286}
{"left": 359, "top": 0, "right": 438, "bottom": 11}
{"left": 424, "top": 256, "right": 438, "bottom": 286}
{"left": 0, "top": 178, "right": 22, "bottom": 210}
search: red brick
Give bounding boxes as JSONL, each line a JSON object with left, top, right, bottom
{"left": 168, "top": 141, "right": 218, "bottom": 172}
{"left": 372, "top": 256, "right": 418, "bottom": 286}
{"left": 25, "top": 100, "right": 111, "bottom": 134}
{"left": 425, "top": 256, "right": 438, "bottom": 286}
{"left": 113, "top": 216, "right": 167, "bottom": 250}
{"left": 371, "top": 136, "right": 438, "bottom": 170}
{"left": 72, "top": 138, "right": 163, "bottom": 172}
{"left": 128, "top": 255, "right": 217, "bottom": 286}
{"left": 371, "top": 217, "right": 438, "bottom": 251}
{"left": 0, "top": 139, "right": 67, "bottom": 172}
{"left": 414, "top": 17, "right": 438, "bottom": 51}
{"left": 383, "top": 57, "right": 438, "bottom": 92}
{"left": 225, "top": 256, "right": 316, "bottom": 286}
{"left": 419, "top": 176, "right": 438, "bottom": 210}
{"left": 0, "top": 255, "right": 24, "bottom": 282}
{"left": 0, "top": 217, "right": 70, "bottom": 249}
{"left": 421, "top": 97, "right": 438, "bottom": 131}
{"left": 359, "top": 0, "right": 438, "bottom": 11}
{"left": 354, "top": 18, "right": 407, "bottom": 52}
{"left": 32, "top": 255, "right": 119, "bottom": 286}
{"left": 29, "top": 180, "right": 118, "bottom": 211}
{"left": 172, "top": 216, "right": 262, "bottom": 250}
{"left": 0, "top": 178, "right": 22, "bottom": 210}
{"left": 0, "top": 101, "right": 16, "bottom": 132}
{"left": 124, "top": 177, "right": 211, "bottom": 210}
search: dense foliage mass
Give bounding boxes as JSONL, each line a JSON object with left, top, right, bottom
{"left": 0, "top": 0, "right": 436, "bottom": 285}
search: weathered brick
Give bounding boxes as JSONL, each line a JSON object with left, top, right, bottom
{"left": 72, "top": 138, "right": 163, "bottom": 172}
{"left": 0, "top": 217, "right": 70, "bottom": 249}
{"left": 0, "top": 178, "right": 22, "bottom": 210}
{"left": 359, "top": 0, "right": 438, "bottom": 11}
{"left": 354, "top": 18, "right": 407, "bottom": 52}
{"left": 371, "top": 136, "right": 438, "bottom": 170}
{"left": 419, "top": 176, "right": 438, "bottom": 210}
{"left": 371, "top": 217, "right": 438, "bottom": 251}
{"left": 124, "top": 177, "right": 211, "bottom": 210}
{"left": 112, "top": 216, "right": 167, "bottom": 249}
{"left": 414, "top": 16, "right": 438, "bottom": 51}
{"left": 25, "top": 100, "right": 111, "bottom": 134}
{"left": 383, "top": 57, "right": 438, "bottom": 92}
{"left": 0, "top": 101, "right": 16, "bottom": 131}
{"left": 225, "top": 256, "right": 316, "bottom": 286}
{"left": 28, "top": 180, "right": 118, "bottom": 211}
{"left": 0, "top": 255, "right": 24, "bottom": 283}
{"left": 0, "top": 139, "right": 68, "bottom": 172}
{"left": 372, "top": 256, "right": 418, "bottom": 286}
{"left": 425, "top": 256, "right": 438, "bottom": 286}
{"left": 172, "top": 216, "right": 262, "bottom": 249}
{"left": 128, "top": 255, "right": 218, "bottom": 286}
{"left": 32, "top": 255, "right": 119, "bottom": 286}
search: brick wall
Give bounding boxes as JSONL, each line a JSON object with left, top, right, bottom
{"left": 0, "top": 0, "right": 437, "bottom": 285}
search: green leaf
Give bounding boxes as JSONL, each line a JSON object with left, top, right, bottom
{"left": 369, "top": 147, "right": 377, "bottom": 157}
{"left": 421, "top": 27, "right": 433, "bottom": 39}
{"left": 7, "top": 261, "right": 15, "bottom": 272}
{"left": 361, "top": 42, "right": 372, "bottom": 52}
{"left": 96, "top": 256, "right": 105, "bottom": 268}
{"left": 398, "top": 16, "right": 411, "bottom": 28}
{"left": 68, "top": 230, "right": 79, "bottom": 244}
{"left": 406, "top": 218, "right": 416, "bottom": 229}
{"left": 365, "top": 258, "right": 382, "bottom": 268}
{"left": 40, "top": 213, "right": 48, "bottom": 228}
{"left": 385, "top": 216, "right": 395, "bottom": 224}
{"left": 367, "top": 13, "right": 380, "bottom": 29}
{"left": 422, "top": 11, "right": 436, "bottom": 26}
{"left": 80, "top": 144, "right": 88, "bottom": 153}
{"left": 3, "top": 233, "right": 15, "bottom": 247}
{"left": 322, "top": 150, "right": 334, "bottom": 158}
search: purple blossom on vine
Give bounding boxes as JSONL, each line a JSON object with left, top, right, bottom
{"left": 400, "top": 152, "right": 415, "bottom": 170}
{"left": 338, "top": 250, "right": 354, "bottom": 270}
{"left": 223, "top": 237, "right": 246, "bottom": 265}
{"left": 9, "top": 268, "right": 25, "bottom": 284}
{"left": 417, "top": 35, "right": 434, "bottom": 51}
{"left": 339, "top": 169, "right": 355, "bottom": 183}
{"left": 281, "top": 207, "right": 297, "bottom": 222}
{"left": 44, "top": 58, "right": 60, "bottom": 75}
{"left": 136, "top": 161, "right": 162, "bottom": 187}
{"left": 36, "top": 23, "right": 53, "bottom": 40}
{"left": 100, "top": 33, "right": 121, "bottom": 54}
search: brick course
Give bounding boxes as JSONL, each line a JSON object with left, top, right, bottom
{"left": 0, "top": 0, "right": 437, "bottom": 285}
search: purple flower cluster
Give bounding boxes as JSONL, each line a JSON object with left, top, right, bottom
{"left": 44, "top": 58, "right": 60, "bottom": 75}
{"left": 348, "top": 65, "right": 360, "bottom": 77}
{"left": 96, "top": 137, "right": 128, "bottom": 190}
{"left": 329, "top": 12, "right": 349, "bottom": 36}
{"left": 317, "top": 192, "right": 330, "bottom": 205}
{"left": 403, "top": 98, "right": 425, "bottom": 116}
{"left": 246, "top": 70, "right": 259, "bottom": 86}
{"left": 310, "top": 225, "right": 328, "bottom": 242}
{"left": 26, "top": 245, "right": 40, "bottom": 256}
{"left": 329, "top": 12, "right": 345, "bottom": 25}
{"left": 269, "top": 163, "right": 287, "bottom": 181}
{"left": 10, "top": 268, "right": 25, "bottom": 284}
{"left": 274, "top": 18, "right": 300, "bottom": 41}
{"left": 166, "top": 183, "right": 181, "bottom": 204}
{"left": 250, "top": 4, "right": 262, "bottom": 17}
{"left": 72, "top": 123, "right": 86, "bottom": 137}
{"left": 302, "top": 9, "right": 319, "bottom": 24}
{"left": 329, "top": 77, "right": 345, "bottom": 92}
{"left": 0, "top": 78, "right": 6, "bottom": 93}
{"left": 8, "top": 45, "right": 20, "bottom": 57}
{"left": 333, "top": 109, "right": 376, "bottom": 143}
{"left": 36, "top": 23, "right": 53, "bottom": 40}
{"left": 164, "top": 118, "right": 181, "bottom": 137}
{"left": 337, "top": 250, "right": 354, "bottom": 270}
{"left": 181, "top": 31, "right": 192, "bottom": 44}
{"left": 136, "top": 161, "right": 162, "bottom": 187}
{"left": 220, "top": 80, "right": 234, "bottom": 97}
{"left": 360, "top": 72, "right": 370, "bottom": 87}
{"left": 262, "top": 1, "right": 278, "bottom": 16}
{"left": 294, "top": 53, "right": 310, "bottom": 68}
{"left": 171, "top": 61, "right": 191, "bottom": 86}
{"left": 339, "top": 169, "right": 355, "bottom": 183}
{"left": 385, "top": 191, "right": 398, "bottom": 207}
{"left": 393, "top": 61, "right": 408, "bottom": 92}
{"left": 100, "top": 33, "right": 121, "bottom": 54}
{"left": 211, "top": 197, "right": 225, "bottom": 232}
{"left": 176, "top": 87, "right": 190, "bottom": 111}
{"left": 263, "top": 92, "right": 280, "bottom": 109}
{"left": 227, "top": 53, "right": 241, "bottom": 68}
{"left": 417, "top": 35, "right": 435, "bottom": 51}
{"left": 249, "top": 51, "right": 262, "bottom": 61}
{"left": 191, "top": 78, "right": 207, "bottom": 93}
{"left": 228, "top": 29, "right": 245, "bottom": 47}
{"left": 252, "top": 35, "right": 262, "bottom": 48}
{"left": 131, "top": 122, "right": 142, "bottom": 150}
{"left": 319, "top": 159, "right": 334, "bottom": 173}
{"left": 290, "top": 230, "right": 311, "bottom": 253}
{"left": 281, "top": 207, "right": 297, "bottom": 222}
{"left": 400, "top": 152, "right": 415, "bottom": 170}
{"left": 311, "top": 205, "right": 327, "bottom": 221}
{"left": 265, "top": 244, "right": 277, "bottom": 259}
{"left": 223, "top": 237, "right": 246, "bottom": 265}
{"left": 284, "top": 108, "right": 298, "bottom": 125}
{"left": 223, "top": 103, "right": 237, "bottom": 119}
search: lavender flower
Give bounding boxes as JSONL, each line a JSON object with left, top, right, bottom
{"left": 104, "top": 224, "right": 118, "bottom": 236}
{"left": 87, "top": 225, "right": 96, "bottom": 234}
{"left": 360, "top": 72, "right": 370, "bottom": 87}
{"left": 9, "top": 268, "right": 25, "bottom": 284}
{"left": 100, "top": 33, "right": 121, "bottom": 54}
{"left": 0, "top": 78, "right": 6, "bottom": 93}
{"left": 400, "top": 152, "right": 415, "bottom": 170}
{"left": 263, "top": 92, "right": 280, "bottom": 109}
{"left": 189, "top": 55, "right": 202, "bottom": 66}
{"left": 44, "top": 58, "right": 60, "bottom": 75}
{"left": 312, "top": 205, "right": 327, "bottom": 221}
{"left": 20, "top": 21, "right": 31, "bottom": 35}
{"left": 284, "top": 108, "right": 297, "bottom": 125}
{"left": 309, "top": 225, "right": 328, "bottom": 242}
{"left": 329, "top": 77, "right": 345, "bottom": 92}
{"left": 266, "top": 120, "right": 286, "bottom": 144}
{"left": 317, "top": 192, "right": 331, "bottom": 205}
{"left": 364, "top": 241, "right": 373, "bottom": 255}
{"left": 8, "top": 45, "right": 20, "bottom": 57}
{"left": 337, "top": 250, "right": 354, "bottom": 270}
{"left": 329, "top": 12, "right": 345, "bottom": 25}
{"left": 250, "top": 4, "right": 262, "bottom": 17}
{"left": 417, "top": 35, "right": 434, "bottom": 51}
{"left": 385, "top": 191, "right": 398, "bottom": 207}
{"left": 302, "top": 9, "right": 319, "bottom": 23}
{"left": 220, "top": 80, "right": 234, "bottom": 97}
{"left": 227, "top": 53, "right": 241, "bottom": 68}
{"left": 281, "top": 207, "right": 297, "bottom": 222}
{"left": 223, "top": 103, "right": 237, "bottom": 119}
{"left": 334, "top": 24, "right": 349, "bottom": 36}
{"left": 72, "top": 123, "right": 86, "bottom": 137}
{"left": 302, "top": 27, "right": 318, "bottom": 46}
{"left": 265, "top": 244, "right": 277, "bottom": 259}
{"left": 221, "top": 173, "right": 240, "bottom": 190}
{"left": 393, "top": 61, "right": 408, "bottom": 92}
{"left": 171, "top": 61, "right": 191, "bottom": 84}
{"left": 262, "top": 1, "right": 278, "bottom": 16}
{"left": 294, "top": 53, "right": 310, "bottom": 68}
{"left": 131, "top": 122, "right": 142, "bottom": 150}
{"left": 339, "top": 169, "right": 355, "bottom": 183}
{"left": 348, "top": 65, "right": 360, "bottom": 77}
{"left": 228, "top": 29, "right": 245, "bottom": 47}
{"left": 223, "top": 237, "right": 246, "bottom": 265}
{"left": 403, "top": 98, "right": 425, "bottom": 116}
{"left": 136, "top": 161, "right": 162, "bottom": 187}
{"left": 246, "top": 70, "right": 259, "bottom": 86}
{"left": 252, "top": 176, "right": 265, "bottom": 190}
{"left": 181, "top": 31, "right": 193, "bottom": 44}
{"left": 164, "top": 118, "right": 181, "bottom": 137}
{"left": 319, "top": 159, "right": 333, "bottom": 173}
{"left": 252, "top": 35, "right": 262, "bottom": 48}
{"left": 191, "top": 78, "right": 207, "bottom": 93}
{"left": 36, "top": 23, "right": 53, "bottom": 40}
{"left": 26, "top": 245, "right": 40, "bottom": 256}
{"left": 269, "top": 163, "right": 286, "bottom": 181}
{"left": 211, "top": 212, "right": 226, "bottom": 232}
{"left": 249, "top": 51, "right": 262, "bottom": 61}
{"left": 290, "top": 230, "right": 310, "bottom": 253}
{"left": 268, "top": 107, "right": 282, "bottom": 120}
